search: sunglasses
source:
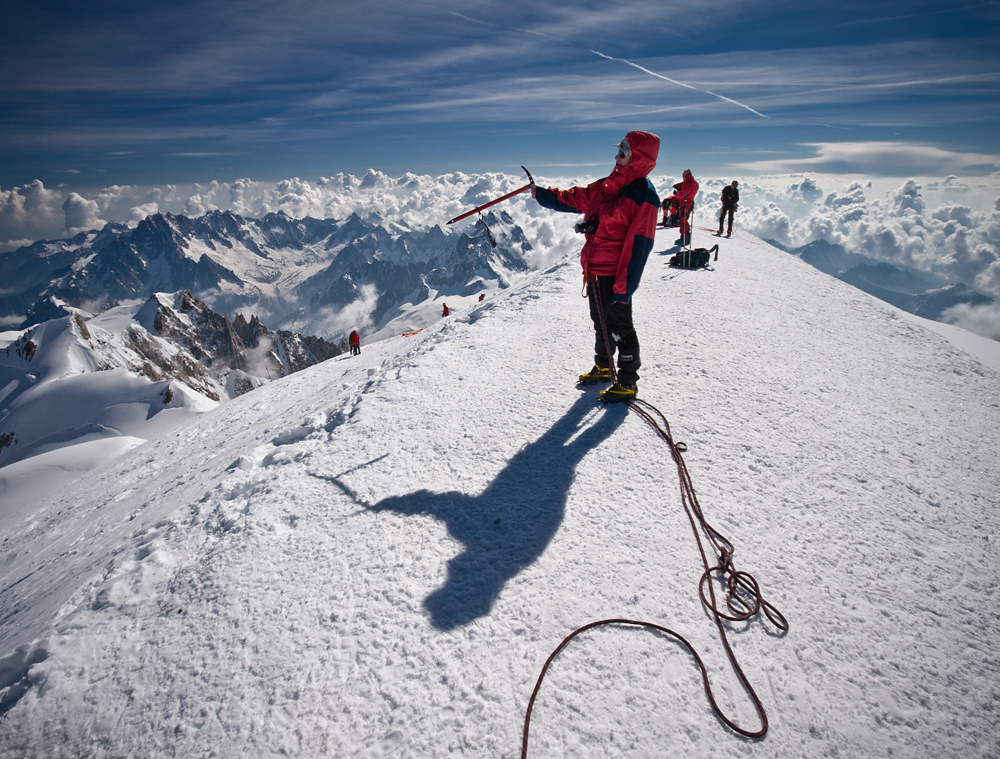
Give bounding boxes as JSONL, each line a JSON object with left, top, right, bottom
{"left": 616, "top": 141, "right": 631, "bottom": 160}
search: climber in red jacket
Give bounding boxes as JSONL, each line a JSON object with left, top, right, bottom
{"left": 533, "top": 130, "right": 660, "bottom": 403}
{"left": 672, "top": 169, "right": 699, "bottom": 246}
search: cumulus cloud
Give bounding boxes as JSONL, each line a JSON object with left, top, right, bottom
{"left": 740, "top": 201, "right": 794, "bottom": 247}
{"left": 973, "top": 254, "right": 1000, "bottom": 296}
{"left": 63, "top": 192, "right": 105, "bottom": 235}
{"left": 888, "top": 179, "right": 926, "bottom": 216}
{"left": 1, "top": 182, "right": 205, "bottom": 246}
{"left": 0, "top": 180, "right": 65, "bottom": 244}
{"left": 0, "top": 170, "right": 595, "bottom": 261}
{"left": 713, "top": 175, "right": 1000, "bottom": 326}
{"left": 182, "top": 194, "right": 220, "bottom": 218}
{"left": 791, "top": 177, "right": 823, "bottom": 204}
{"left": 825, "top": 182, "right": 869, "bottom": 210}
{"left": 925, "top": 175, "right": 971, "bottom": 200}
{"left": 129, "top": 202, "right": 160, "bottom": 222}
{"left": 931, "top": 204, "right": 974, "bottom": 227}
{"left": 826, "top": 188, "right": 1000, "bottom": 291}
{"left": 941, "top": 302, "right": 1000, "bottom": 341}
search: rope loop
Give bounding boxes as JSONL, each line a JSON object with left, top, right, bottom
{"left": 696, "top": 566, "right": 786, "bottom": 627}
{"left": 521, "top": 276, "right": 788, "bottom": 758}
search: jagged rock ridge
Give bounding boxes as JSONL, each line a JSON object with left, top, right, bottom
{"left": 130, "top": 291, "right": 345, "bottom": 400}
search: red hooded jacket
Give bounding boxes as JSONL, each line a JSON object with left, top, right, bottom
{"left": 535, "top": 130, "right": 661, "bottom": 303}
{"left": 673, "top": 172, "right": 699, "bottom": 209}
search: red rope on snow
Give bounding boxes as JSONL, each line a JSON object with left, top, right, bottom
{"left": 520, "top": 282, "right": 788, "bottom": 757}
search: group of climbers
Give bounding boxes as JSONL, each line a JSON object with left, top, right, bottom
{"left": 659, "top": 173, "right": 739, "bottom": 242}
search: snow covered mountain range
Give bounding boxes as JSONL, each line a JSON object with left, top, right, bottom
{"left": 1, "top": 206, "right": 531, "bottom": 340}
{"left": 0, "top": 227, "right": 997, "bottom": 758}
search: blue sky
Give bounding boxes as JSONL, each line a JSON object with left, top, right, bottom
{"left": 2, "top": 0, "right": 999, "bottom": 189}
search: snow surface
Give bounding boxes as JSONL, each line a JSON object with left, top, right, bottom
{"left": 1, "top": 229, "right": 998, "bottom": 758}
{"left": 894, "top": 309, "right": 1000, "bottom": 373}
{"left": 0, "top": 308, "right": 219, "bottom": 519}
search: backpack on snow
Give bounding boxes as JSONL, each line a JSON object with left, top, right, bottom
{"left": 669, "top": 244, "right": 718, "bottom": 268}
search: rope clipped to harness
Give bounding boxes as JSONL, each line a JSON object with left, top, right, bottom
{"left": 521, "top": 281, "right": 788, "bottom": 757}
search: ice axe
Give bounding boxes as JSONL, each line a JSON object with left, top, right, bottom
{"left": 446, "top": 166, "right": 535, "bottom": 247}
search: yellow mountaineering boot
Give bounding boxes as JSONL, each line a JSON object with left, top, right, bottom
{"left": 600, "top": 382, "right": 638, "bottom": 403}
{"left": 578, "top": 365, "right": 612, "bottom": 386}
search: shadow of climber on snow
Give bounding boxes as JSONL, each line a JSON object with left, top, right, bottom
{"left": 369, "top": 394, "right": 626, "bottom": 630}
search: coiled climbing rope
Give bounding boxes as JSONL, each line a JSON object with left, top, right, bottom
{"left": 520, "top": 280, "right": 788, "bottom": 757}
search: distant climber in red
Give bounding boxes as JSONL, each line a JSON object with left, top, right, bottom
{"left": 672, "top": 169, "right": 699, "bottom": 247}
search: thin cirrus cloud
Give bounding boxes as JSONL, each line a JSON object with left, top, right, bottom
{"left": 739, "top": 142, "right": 1000, "bottom": 176}
{"left": 291, "top": 35, "right": 1000, "bottom": 135}
{"left": 0, "top": 0, "right": 997, "bottom": 188}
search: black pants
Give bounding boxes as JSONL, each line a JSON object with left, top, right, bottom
{"left": 719, "top": 204, "right": 735, "bottom": 233}
{"left": 588, "top": 276, "right": 640, "bottom": 386}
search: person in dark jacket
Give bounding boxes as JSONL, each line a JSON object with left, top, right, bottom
{"left": 533, "top": 130, "right": 660, "bottom": 403}
{"left": 718, "top": 180, "right": 739, "bottom": 237}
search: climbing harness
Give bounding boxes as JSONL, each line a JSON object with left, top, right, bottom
{"left": 520, "top": 281, "right": 788, "bottom": 757}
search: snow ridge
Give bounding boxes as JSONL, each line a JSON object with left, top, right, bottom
{"left": 0, "top": 292, "right": 344, "bottom": 515}
{"left": 0, "top": 229, "right": 998, "bottom": 758}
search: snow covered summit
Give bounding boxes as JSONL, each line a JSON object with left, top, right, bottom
{"left": 0, "top": 291, "right": 343, "bottom": 516}
{"left": 0, "top": 229, "right": 998, "bottom": 758}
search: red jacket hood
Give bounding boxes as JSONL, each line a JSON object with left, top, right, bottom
{"left": 604, "top": 130, "right": 659, "bottom": 195}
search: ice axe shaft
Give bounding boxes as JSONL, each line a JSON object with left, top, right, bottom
{"left": 446, "top": 166, "right": 535, "bottom": 225}
{"left": 446, "top": 185, "right": 531, "bottom": 224}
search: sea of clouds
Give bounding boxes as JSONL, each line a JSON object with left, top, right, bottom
{"left": 731, "top": 174, "right": 1000, "bottom": 339}
{"left": 3, "top": 169, "right": 999, "bottom": 339}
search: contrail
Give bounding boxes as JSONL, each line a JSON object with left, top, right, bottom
{"left": 441, "top": 9, "right": 770, "bottom": 120}
{"left": 592, "top": 50, "right": 769, "bottom": 119}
